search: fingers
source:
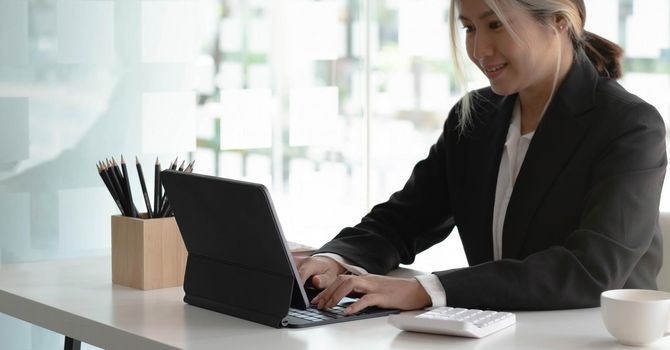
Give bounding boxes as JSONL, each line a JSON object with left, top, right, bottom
{"left": 295, "top": 256, "right": 315, "bottom": 286}
{"left": 345, "top": 294, "right": 380, "bottom": 314}
{"left": 311, "top": 275, "right": 344, "bottom": 308}
{"left": 311, "top": 273, "right": 335, "bottom": 288}
{"left": 296, "top": 256, "right": 342, "bottom": 287}
{"left": 311, "top": 275, "right": 430, "bottom": 315}
{"left": 312, "top": 275, "right": 370, "bottom": 309}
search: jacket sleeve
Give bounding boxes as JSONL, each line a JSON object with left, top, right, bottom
{"left": 315, "top": 115, "right": 458, "bottom": 274}
{"left": 435, "top": 101, "right": 667, "bottom": 310}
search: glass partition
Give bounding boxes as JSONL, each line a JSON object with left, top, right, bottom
{"left": 1, "top": 1, "right": 669, "bottom": 348}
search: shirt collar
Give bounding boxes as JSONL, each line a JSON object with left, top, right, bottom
{"left": 505, "top": 98, "right": 534, "bottom": 147}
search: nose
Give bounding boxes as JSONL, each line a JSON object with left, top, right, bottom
{"left": 472, "top": 32, "right": 493, "bottom": 60}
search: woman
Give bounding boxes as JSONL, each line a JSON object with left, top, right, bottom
{"left": 297, "top": 0, "right": 666, "bottom": 314}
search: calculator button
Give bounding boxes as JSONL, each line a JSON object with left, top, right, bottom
{"left": 389, "top": 306, "right": 516, "bottom": 338}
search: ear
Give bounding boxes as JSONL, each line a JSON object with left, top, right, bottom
{"left": 554, "top": 15, "right": 568, "bottom": 32}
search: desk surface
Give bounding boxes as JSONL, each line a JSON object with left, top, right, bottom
{"left": 1, "top": 256, "right": 669, "bottom": 350}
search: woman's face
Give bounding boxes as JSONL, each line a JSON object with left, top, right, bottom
{"left": 458, "top": 0, "right": 560, "bottom": 97}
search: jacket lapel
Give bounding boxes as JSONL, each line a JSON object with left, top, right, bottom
{"left": 463, "top": 94, "right": 515, "bottom": 263}
{"left": 501, "top": 50, "right": 599, "bottom": 258}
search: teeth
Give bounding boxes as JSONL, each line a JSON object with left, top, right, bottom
{"left": 485, "top": 64, "right": 505, "bottom": 73}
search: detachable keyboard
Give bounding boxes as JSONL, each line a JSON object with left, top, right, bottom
{"left": 389, "top": 306, "right": 516, "bottom": 338}
{"left": 286, "top": 301, "right": 399, "bottom": 327}
{"left": 289, "top": 305, "right": 355, "bottom": 321}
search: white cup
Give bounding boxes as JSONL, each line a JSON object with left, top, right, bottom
{"left": 601, "top": 289, "right": 670, "bottom": 346}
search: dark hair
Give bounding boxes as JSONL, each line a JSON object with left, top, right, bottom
{"left": 448, "top": 0, "right": 626, "bottom": 134}
{"left": 570, "top": 0, "right": 624, "bottom": 79}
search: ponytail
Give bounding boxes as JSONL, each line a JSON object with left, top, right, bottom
{"left": 580, "top": 31, "right": 624, "bottom": 79}
{"left": 448, "top": 0, "right": 626, "bottom": 135}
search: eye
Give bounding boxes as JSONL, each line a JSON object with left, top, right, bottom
{"left": 489, "top": 21, "right": 503, "bottom": 30}
{"left": 462, "top": 25, "right": 475, "bottom": 33}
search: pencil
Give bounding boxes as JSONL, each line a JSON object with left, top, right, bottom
{"left": 158, "top": 180, "right": 171, "bottom": 217}
{"left": 160, "top": 199, "right": 171, "bottom": 217}
{"left": 158, "top": 159, "right": 178, "bottom": 217}
{"left": 106, "top": 159, "right": 128, "bottom": 214}
{"left": 111, "top": 157, "right": 136, "bottom": 216}
{"left": 154, "top": 157, "right": 161, "bottom": 218}
{"left": 100, "top": 161, "right": 123, "bottom": 211}
{"left": 110, "top": 157, "right": 125, "bottom": 189}
{"left": 157, "top": 158, "right": 177, "bottom": 215}
{"left": 120, "top": 155, "right": 139, "bottom": 218}
{"left": 136, "top": 156, "right": 153, "bottom": 218}
{"left": 184, "top": 160, "right": 195, "bottom": 173}
{"left": 177, "top": 160, "right": 186, "bottom": 172}
{"left": 158, "top": 196, "right": 169, "bottom": 217}
{"left": 97, "top": 162, "right": 126, "bottom": 215}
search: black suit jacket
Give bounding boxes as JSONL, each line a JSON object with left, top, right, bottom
{"left": 316, "top": 51, "right": 667, "bottom": 310}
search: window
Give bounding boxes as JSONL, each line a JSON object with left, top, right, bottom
{"left": 0, "top": 1, "right": 668, "bottom": 348}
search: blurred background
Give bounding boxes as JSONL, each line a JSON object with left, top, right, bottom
{"left": 0, "top": 0, "right": 668, "bottom": 348}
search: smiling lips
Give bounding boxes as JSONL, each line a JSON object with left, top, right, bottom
{"left": 482, "top": 63, "right": 507, "bottom": 79}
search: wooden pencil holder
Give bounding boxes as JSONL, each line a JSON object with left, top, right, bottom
{"left": 111, "top": 215, "right": 187, "bottom": 290}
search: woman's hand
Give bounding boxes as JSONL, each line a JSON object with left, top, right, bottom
{"left": 311, "top": 274, "right": 432, "bottom": 314}
{"left": 295, "top": 255, "right": 347, "bottom": 289}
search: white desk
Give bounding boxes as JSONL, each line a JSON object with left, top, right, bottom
{"left": 1, "top": 256, "right": 669, "bottom": 350}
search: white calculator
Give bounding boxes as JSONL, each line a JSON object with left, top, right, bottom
{"left": 388, "top": 306, "right": 516, "bottom": 338}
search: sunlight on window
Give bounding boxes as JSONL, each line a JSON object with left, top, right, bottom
{"left": 219, "top": 89, "right": 273, "bottom": 150}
